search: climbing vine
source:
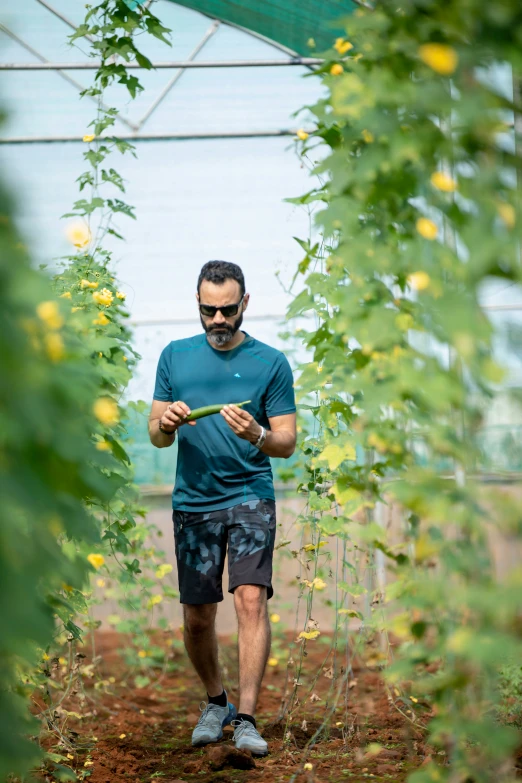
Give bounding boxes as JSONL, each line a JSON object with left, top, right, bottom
{"left": 2, "top": 2, "right": 176, "bottom": 780}
{"left": 286, "top": 1, "right": 522, "bottom": 780}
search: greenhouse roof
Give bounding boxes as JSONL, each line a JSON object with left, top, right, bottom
{"left": 166, "top": 0, "right": 357, "bottom": 56}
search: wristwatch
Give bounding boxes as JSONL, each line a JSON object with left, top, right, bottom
{"left": 159, "top": 419, "right": 176, "bottom": 436}
{"left": 253, "top": 425, "right": 267, "bottom": 450}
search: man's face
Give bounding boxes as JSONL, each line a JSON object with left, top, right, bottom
{"left": 198, "top": 279, "right": 248, "bottom": 347}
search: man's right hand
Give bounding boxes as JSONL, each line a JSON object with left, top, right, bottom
{"left": 160, "top": 400, "right": 196, "bottom": 432}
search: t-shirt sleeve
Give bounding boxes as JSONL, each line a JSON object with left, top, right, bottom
{"left": 153, "top": 345, "right": 173, "bottom": 402}
{"left": 264, "top": 353, "right": 296, "bottom": 418}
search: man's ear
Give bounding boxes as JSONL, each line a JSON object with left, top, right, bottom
{"left": 243, "top": 293, "right": 250, "bottom": 310}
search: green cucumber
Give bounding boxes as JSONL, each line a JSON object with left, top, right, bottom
{"left": 185, "top": 400, "right": 252, "bottom": 422}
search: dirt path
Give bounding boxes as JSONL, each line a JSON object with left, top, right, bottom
{"left": 35, "top": 630, "right": 431, "bottom": 783}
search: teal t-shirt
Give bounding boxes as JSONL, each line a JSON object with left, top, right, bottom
{"left": 153, "top": 331, "right": 296, "bottom": 512}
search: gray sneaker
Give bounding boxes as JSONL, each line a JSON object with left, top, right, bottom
{"left": 232, "top": 719, "right": 268, "bottom": 756}
{"left": 191, "top": 697, "right": 237, "bottom": 747}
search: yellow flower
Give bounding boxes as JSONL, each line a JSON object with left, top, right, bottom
{"left": 96, "top": 578, "right": 106, "bottom": 588}
{"left": 87, "top": 553, "right": 105, "bottom": 570}
{"left": 116, "top": 291, "right": 126, "bottom": 300}
{"left": 334, "top": 38, "right": 353, "bottom": 55}
{"left": 93, "top": 397, "right": 119, "bottom": 426}
{"left": 60, "top": 291, "right": 72, "bottom": 299}
{"left": 330, "top": 63, "right": 344, "bottom": 76}
{"left": 296, "top": 129, "right": 309, "bottom": 141}
{"left": 95, "top": 440, "right": 111, "bottom": 451}
{"left": 498, "top": 202, "right": 515, "bottom": 229}
{"left": 307, "top": 38, "right": 316, "bottom": 48}
{"left": 80, "top": 279, "right": 98, "bottom": 289}
{"left": 66, "top": 753, "right": 74, "bottom": 760}
{"left": 92, "top": 288, "right": 114, "bottom": 306}
{"left": 268, "top": 657, "right": 279, "bottom": 667}
{"left": 42, "top": 652, "right": 50, "bottom": 661}
{"left": 418, "top": 43, "right": 458, "bottom": 76}
{"left": 155, "top": 564, "right": 173, "bottom": 579}
{"left": 430, "top": 171, "right": 457, "bottom": 192}
{"left": 119, "top": 733, "right": 126, "bottom": 739}
{"left": 71, "top": 306, "right": 82, "bottom": 313}
{"left": 416, "top": 217, "right": 438, "bottom": 240}
{"left": 270, "top": 613, "right": 281, "bottom": 623}
{"left": 361, "top": 129, "right": 374, "bottom": 143}
{"left": 84, "top": 760, "right": 94, "bottom": 767}
{"left": 138, "top": 650, "right": 147, "bottom": 658}
{"left": 45, "top": 332, "right": 65, "bottom": 362}
{"left": 395, "top": 313, "right": 414, "bottom": 331}
{"left": 36, "top": 301, "right": 63, "bottom": 330}
{"left": 299, "top": 630, "right": 321, "bottom": 640}
{"left": 59, "top": 657, "right": 67, "bottom": 665}
{"left": 123, "top": 356, "right": 128, "bottom": 362}
{"left": 93, "top": 312, "right": 110, "bottom": 326}
{"left": 65, "top": 221, "right": 91, "bottom": 248}
{"left": 311, "top": 577, "right": 327, "bottom": 591}
{"left": 304, "top": 763, "right": 314, "bottom": 771}
{"left": 408, "top": 271, "right": 431, "bottom": 291}
{"left": 148, "top": 594, "right": 163, "bottom": 606}
{"left": 83, "top": 134, "right": 95, "bottom": 143}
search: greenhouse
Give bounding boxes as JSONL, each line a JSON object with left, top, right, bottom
{"left": 1, "top": 1, "right": 522, "bottom": 781}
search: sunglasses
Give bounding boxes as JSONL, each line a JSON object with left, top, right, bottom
{"left": 199, "top": 296, "right": 244, "bottom": 318}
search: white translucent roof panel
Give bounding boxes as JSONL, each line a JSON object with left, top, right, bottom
{"left": 0, "top": 3, "right": 324, "bottom": 402}
{"left": 0, "top": 0, "right": 322, "bottom": 136}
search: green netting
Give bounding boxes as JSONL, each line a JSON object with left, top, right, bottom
{"left": 167, "top": 0, "right": 356, "bottom": 56}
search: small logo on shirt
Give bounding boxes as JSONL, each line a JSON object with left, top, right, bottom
{"left": 234, "top": 373, "right": 241, "bottom": 378}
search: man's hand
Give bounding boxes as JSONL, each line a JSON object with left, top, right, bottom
{"left": 220, "top": 404, "right": 261, "bottom": 443}
{"left": 161, "top": 400, "right": 197, "bottom": 432}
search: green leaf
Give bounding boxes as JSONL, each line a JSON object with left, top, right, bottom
{"left": 317, "top": 442, "right": 356, "bottom": 470}
{"left": 338, "top": 582, "right": 367, "bottom": 596}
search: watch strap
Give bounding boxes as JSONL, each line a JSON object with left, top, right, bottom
{"left": 254, "top": 425, "right": 267, "bottom": 450}
{"left": 159, "top": 419, "right": 175, "bottom": 436}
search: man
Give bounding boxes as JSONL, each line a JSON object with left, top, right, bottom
{"left": 148, "top": 260, "right": 296, "bottom": 756}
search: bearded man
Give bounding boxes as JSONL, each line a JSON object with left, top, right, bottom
{"left": 149, "top": 260, "right": 296, "bottom": 756}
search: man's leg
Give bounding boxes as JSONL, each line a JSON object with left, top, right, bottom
{"left": 233, "top": 584, "right": 271, "bottom": 716}
{"left": 183, "top": 602, "right": 223, "bottom": 697}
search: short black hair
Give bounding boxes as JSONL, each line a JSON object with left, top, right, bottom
{"left": 197, "top": 261, "right": 245, "bottom": 298}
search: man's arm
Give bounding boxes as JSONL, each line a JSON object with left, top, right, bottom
{"left": 219, "top": 407, "right": 296, "bottom": 458}
{"left": 148, "top": 399, "right": 195, "bottom": 448}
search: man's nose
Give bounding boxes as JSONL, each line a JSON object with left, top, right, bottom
{"left": 213, "top": 311, "right": 226, "bottom": 324}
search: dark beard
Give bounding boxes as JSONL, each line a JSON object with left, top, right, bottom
{"left": 201, "top": 310, "right": 244, "bottom": 347}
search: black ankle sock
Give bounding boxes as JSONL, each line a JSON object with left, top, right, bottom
{"left": 236, "top": 713, "right": 256, "bottom": 728}
{"left": 208, "top": 690, "right": 227, "bottom": 707}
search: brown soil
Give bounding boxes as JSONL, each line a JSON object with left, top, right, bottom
{"left": 33, "top": 630, "right": 435, "bottom": 783}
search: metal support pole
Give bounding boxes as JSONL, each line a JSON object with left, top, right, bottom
{"left": 0, "top": 129, "right": 307, "bottom": 143}
{"left": 0, "top": 58, "right": 324, "bottom": 71}
{"left": 136, "top": 20, "right": 220, "bottom": 131}
{"left": 0, "top": 24, "right": 139, "bottom": 132}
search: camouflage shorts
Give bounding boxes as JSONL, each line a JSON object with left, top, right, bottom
{"left": 172, "top": 498, "right": 276, "bottom": 604}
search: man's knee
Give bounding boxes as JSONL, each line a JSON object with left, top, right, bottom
{"left": 183, "top": 603, "right": 217, "bottom": 636}
{"left": 234, "top": 584, "right": 267, "bottom": 620}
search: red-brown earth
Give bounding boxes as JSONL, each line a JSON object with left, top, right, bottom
{"left": 29, "top": 630, "right": 520, "bottom": 783}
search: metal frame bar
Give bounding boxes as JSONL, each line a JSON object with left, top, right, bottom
{"left": 131, "top": 313, "right": 288, "bottom": 327}
{"left": 135, "top": 20, "right": 220, "bottom": 131}
{"left": 0, "top": 58, "right": 324, "bottom": 70}
{"left": 0, "top": 23, "right": 139, "bottom": 131}
{"left": 34, "top": 0, "right": 94, "bottom": 41}
{"left": 0, "top": 129, "right": 306, "bottom": 143}
{"left": 129, "top": 303, "right": 522, "bottom": 328}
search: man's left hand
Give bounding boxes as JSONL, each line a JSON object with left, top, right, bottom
{"left": 220, "top": 405, "right": 261, "bottom": 443}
